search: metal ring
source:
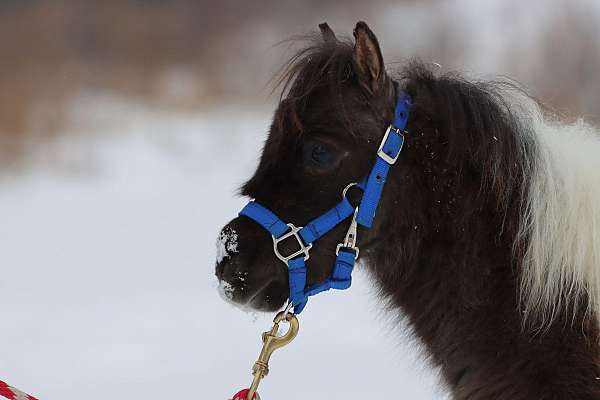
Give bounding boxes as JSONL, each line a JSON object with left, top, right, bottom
{"left": 282, "top": 301, "right": 294, "bottom": 318}
{"left": 342, "top": 182, "right": 358, "bottom": 199}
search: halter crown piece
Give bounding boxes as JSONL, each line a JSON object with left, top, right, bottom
{"left": 239, "top": 92, "right": 412, "bottom": 314}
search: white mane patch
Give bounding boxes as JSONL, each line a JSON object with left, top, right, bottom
{"left": 518, "top": 105, "right": 600, "bottom": 326}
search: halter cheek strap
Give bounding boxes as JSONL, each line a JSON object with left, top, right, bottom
{"left": 239, "top": 92, "right": 412, "bottom": 314}
{"left": 357, "top": 92, "right": 411, "bottom": 227}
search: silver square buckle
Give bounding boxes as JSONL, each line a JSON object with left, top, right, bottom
{"left": 272, "top": 223, "right": 312, "bottom": 263}
{"left": 377, "top": 125, "right": 405, "bottom": 165}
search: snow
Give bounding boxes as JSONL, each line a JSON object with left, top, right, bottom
{"left": 217, "top": 227, "right": 239, "bottom": 264}
{"left": 0, "top": 94, "right": 444, "bottom": 399}
{"left": 218, "top": 280, "right": 235, "bottom": 301}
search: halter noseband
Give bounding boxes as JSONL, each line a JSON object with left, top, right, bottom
{"left": 239, "top": 92, "right": 412, "bottom": 314}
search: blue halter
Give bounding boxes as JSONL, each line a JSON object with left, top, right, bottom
{"left": 239, "top": 92, "right": 412, "bottom": 314}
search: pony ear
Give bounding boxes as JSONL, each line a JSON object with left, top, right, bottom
{"left": 352, "top": 21, "right": 386, "bottom": 95}
{"left": 319, "top": 22, "right": 337, "bottom": 42}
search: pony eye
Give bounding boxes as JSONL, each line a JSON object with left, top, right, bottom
{"left": 303, "top": 141, "right": 336, "bottom": 169}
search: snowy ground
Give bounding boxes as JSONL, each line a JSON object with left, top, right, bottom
{"left": 0, "top": 95, "right": 443, "bottom": 399}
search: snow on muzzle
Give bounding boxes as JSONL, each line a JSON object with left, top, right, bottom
{"left": 214, "top": 217, "right": 289, "bottom": 311}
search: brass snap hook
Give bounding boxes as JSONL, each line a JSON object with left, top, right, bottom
{"left": 245, "top": 310, "right": 300, "bottom": 400}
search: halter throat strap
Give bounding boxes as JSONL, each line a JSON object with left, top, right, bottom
{"left": 239, "top": 92, "right": 412, "bottom": 313}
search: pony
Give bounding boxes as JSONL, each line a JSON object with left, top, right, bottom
{"left": 215, "top": 21, "right": 600, "bottom": 399}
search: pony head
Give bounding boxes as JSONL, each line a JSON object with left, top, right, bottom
{"left": 214, "top": 22, "right": 404, "bottom": 311}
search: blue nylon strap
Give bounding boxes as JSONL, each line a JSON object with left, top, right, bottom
{"left": 288, "top": 257, "right": 308, "bottom": 313}
{"left": 393, "top": 92, "right": 412, "bottom": 128}
{"left": 355, "top": 157, "right": 392, "bottom": 227}
{"left": 299, "top": 248, "right": 357, "bottom": 304}
{"left": 298, "top": 196, "right": 355, "bottom": 245}
{"left": 356, "top": 93, "right": 411, "bottom": 227}
{"left": 293, "top": 299, "right": 308, "bottom": 314}
{"left": 239, "top": 201, "right": 289, "bottom": 238}
{"left": 330, "top": 248, "right": 356, "bottom": 289}
{"left": 286, "top": 249, "right": 357, "bottom": 314}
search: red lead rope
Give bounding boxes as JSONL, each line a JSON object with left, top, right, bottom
{"left": 0, "top": 380, "right": 38, "bottom": 400}
{"left": 231, "top": 389, "right": 259, "bottom": 400}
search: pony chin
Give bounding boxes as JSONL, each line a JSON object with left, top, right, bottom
{"left": 516, "top": 95, "right": 600, "bottom": 329}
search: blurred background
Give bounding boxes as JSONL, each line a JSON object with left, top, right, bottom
{"left": 0, "top": 1, "right": 598, "bottom": 399}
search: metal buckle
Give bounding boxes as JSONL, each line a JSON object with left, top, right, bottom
{"left": 272, "top": 223, "right": 312, "bottom": 263}
{"left": 377, "top": 125, "right": 405, "bottom": 165}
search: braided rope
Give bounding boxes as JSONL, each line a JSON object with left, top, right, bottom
{"left": 231, "top": 389, "right": 260, "bottom": 400}
{"left": 0, "top": 380, "right": 38, "bottom": 400}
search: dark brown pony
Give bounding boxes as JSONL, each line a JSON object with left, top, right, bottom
{"left": 215, "top": 21, "right": 600, "bottom": 399}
